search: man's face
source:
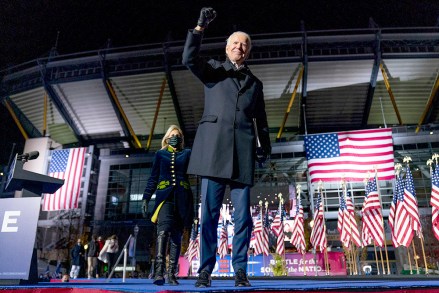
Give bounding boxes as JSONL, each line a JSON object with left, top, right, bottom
{"left": 226, "top": 33, "right": 249, "bottom": 65}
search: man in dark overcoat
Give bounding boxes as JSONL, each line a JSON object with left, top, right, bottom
{"left": 182, "top": 7, "right": 271, "bottom": 288}
{"left": 69, "top": 238, "right": 85, "bottom": 279}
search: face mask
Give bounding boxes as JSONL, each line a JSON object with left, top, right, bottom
{"left": 169, "top": 135, "right": 182, "bottom": 147}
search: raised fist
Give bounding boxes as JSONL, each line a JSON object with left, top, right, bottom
{"left": 197, "top": 7, "right": 217, "bottom": 28}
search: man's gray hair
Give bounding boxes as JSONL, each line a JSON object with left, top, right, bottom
{"left": 226, "top": 31, "right": 252, "bottom": 51}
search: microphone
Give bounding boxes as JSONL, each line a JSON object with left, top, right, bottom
{"left": 17, "top": 151, "right": 40, "bottom": 161}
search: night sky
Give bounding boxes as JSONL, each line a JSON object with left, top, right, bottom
{"left": 0, "top": 0, "right": 438, "bottom": 165}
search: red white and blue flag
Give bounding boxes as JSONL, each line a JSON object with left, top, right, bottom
{"left": 361, "top": 177, "right": 385, "bottom": 247}
{"left": 253, "top": 211, "right": 270, "bottom": 256}
{"left": 290, "top": 195, "right": 306, "bottom": 254}
{"left": 310, "top": 192, "right": 327, "bottom": 252}
{"left": 186, "top": 221, "right": 200, "bottom": 263}
{"left": 304, "top": 128, "right": 394, "bottom": 183}
{"left": 389, "top": 175, "right": 403, "bottom": 247}
{"left": 431, "top": 163, "right": 439, "bottom": 241}
{"left": 339, "top": 190, "right": 361, "bottom": 248}
{"left": 394, "top": 165, "right": 421, "bottom": 247}
{"left": 272, "top": 203, "right": 285, "bottom": 256}
{"left": 42, "top": 147, "right": 86, "bottom": 211}
{"left": 218, "top": 221, "right": 228, "bottom": 259}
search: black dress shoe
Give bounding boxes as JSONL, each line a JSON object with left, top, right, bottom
{"left": 195, "top": 270, "right": 211, "bottom": 288}
{"left": 234, "top": 269, "right": 251, "bottom": 287}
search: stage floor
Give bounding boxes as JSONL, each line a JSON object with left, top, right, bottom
{"left": 1, "top": 276, "right": 439, "bottom": 293}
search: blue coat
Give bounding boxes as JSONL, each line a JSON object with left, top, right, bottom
{"left": 143, "top": 147, "right": 194, "bottom": 228}
{"left": 70, "top": 244, "right": 84, "bottom": 266}
{"left": 182, "top": 30, "right": 271, "bottom": 186}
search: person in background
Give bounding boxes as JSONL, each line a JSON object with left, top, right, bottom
{"left": 182, "top": 7, "right": 271, "bottom": 288}
{"left": 86, "top": 235, "right": 98, "bottom": 279}
{"left": 95, "top": 235, "right": 105, "bottom": 277}
{"left": 142, "top": 125, "right": 194, "bottom": 286}
{"left": 70, "top": 238, "right": 85, "bottom": 279}
{"left": 102, "top": 235, "right": 119, "bottom": 275}
{"left": 61, "top": 274, "right": 70, "bottom": 282}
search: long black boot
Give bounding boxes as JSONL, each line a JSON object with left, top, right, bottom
{"left": 153, "top": 231, "right": 169, "bottom": 285}
{"left": 168, "top": 231, "right": 182, "bottom": 285}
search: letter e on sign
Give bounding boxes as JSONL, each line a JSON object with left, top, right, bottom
{"left": 1, "top": 211, "right": 21, "bottom": 232}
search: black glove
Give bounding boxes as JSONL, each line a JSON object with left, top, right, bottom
{"left": 142, "top": 199, "right": 149, "bottom": 218}
{"left": 197, "top": 7, "right": 217, "bottom": 28}
{"left": 256, "top": 147, "right": 268, "bottom": 164}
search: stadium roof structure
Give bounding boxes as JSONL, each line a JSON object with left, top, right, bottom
{"left": 0, "top": 27, "right": 438, "bottom": 154}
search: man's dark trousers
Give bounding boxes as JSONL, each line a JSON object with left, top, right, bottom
{"left": 198, "top": 177, "right": 252, "bottom": 274}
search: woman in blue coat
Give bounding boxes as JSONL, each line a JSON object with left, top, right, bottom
{"left": 142, "top": 125, "right": 194, "bottom": 286}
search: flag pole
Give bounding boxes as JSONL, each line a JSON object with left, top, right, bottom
{"left": 411, "top": 242, "right": 420, "bottom": 274}
{"left": 319, "top": 181, "right": 330, "bottom": 275}
{"left": 379, "top": 246, "right": 385, "bottom": 275}
{"left": 296, "top": 185, "right": 307, "bottom": 276}
{"left": 353, "top": 243, "right": 358, "bottom": 275}
{"left": 422, "top": 157, "right": 436, "bottom": 275}
{"left": 373, "top": 168, "right": 391, "bottom": 274}
{"left": 407, "top": 247, "right": 413, "bottom": 274}
{"left": 279, "top": 194, "right": 285, "bottom": 260}
{"left": 261, "top": 200, "right": 267, "bottom": 276}
{"left": 373, "top": 243, "right": 380, "bottom": 275}
{"left": 342, "top": 179, "right": 353, "bottom": 275}
{"left": 324, "top": 238, "right": 329, "bottom": 275}
{"left": 348, "top": 181, "right": 359, "bottom": 275}
{"left": 404, "top": 156, "right": 422, "bottom": 275}
{"left": 311, "top": 183, "right": 318, "bottom": 276}
{"left": 419, "top": 235, "right": 429, "bottom": 274}
{"left": 347, "top": 181, "right": 359, "bottom": 275}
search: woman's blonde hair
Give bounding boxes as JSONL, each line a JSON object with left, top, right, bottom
{"left": 161, "top": 125, "right": 184, "bottom": 149}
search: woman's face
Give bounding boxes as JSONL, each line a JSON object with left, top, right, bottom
{"left": 169, "top": 129, "right": 181, "bottom": 139}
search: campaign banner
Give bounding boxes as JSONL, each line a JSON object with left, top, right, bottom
{"left": 0, "top": 198, "right": 40, "bottom": 280}
{"left": 179, "top": 251, "right": 346, "bottom": 277}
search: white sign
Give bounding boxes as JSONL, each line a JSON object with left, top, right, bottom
{"left": 0, "top": 198, "right": 40, "bottom": 280}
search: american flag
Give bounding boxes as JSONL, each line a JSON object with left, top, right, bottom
{"left": 218, "top": 221, "right": 228, "bottom": 259}
{"left": 337, "top": 193, "right": 346, "bottom": 236}
{"left": 340, "top": 190, "right": 361, "bottom": 248}
{"left": 310, "top": 192, "right": 327, "bottom": 252}
{"left": 186, "top": 221, "right": 199, "bottom": 263}
{"left": 253, "top": 211, "right": 269, "bottom": 256}
{"left": 290, "top": 196, "right": 306, "bottom": 254}
{"left": 272, "top": 212, "right": 283, "bottom": 237}
{"left": 431, "top": 164, "right": 439, "bottom": 241}
{"left": 42, "top": 148, "right": 86, "bottom": 211}
{"left": 304, "top": 128, "right": 394, "bottom": 183}
{"left": 272, "top": 204, "right": 285, "bottom": 256}
{"left": 264, "top": 206, "right": 271, "bottom": 250}
{"left": 394, "top": 165, "right": 421, "bottom": 247}
{"left": 403, "top": 165, "right": 422, "bottom": 234}
{"left": 361, "top": 183, "right": 372, "bottom": 247}
{"left": 389, "top": 175, "right": 403, "bottom": 247}
{"left": 361, "top": 177, "right": 384, "bottom": 247}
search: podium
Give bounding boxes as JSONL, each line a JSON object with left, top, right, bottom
{"left": 0, "top": 154, "right": 64, "bottom": 285}
{"left": 5, "top": 154, "right": 64, "bottom": 197}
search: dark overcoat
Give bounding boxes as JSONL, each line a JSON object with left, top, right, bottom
{"left": 70, "top": 244, "right": 84, "bottom": 266}
{"left": 143, "top": 147, "right": 194, "bottom": 228}
{"left": 182, "top": 30, "right": 271, "bottom": 186}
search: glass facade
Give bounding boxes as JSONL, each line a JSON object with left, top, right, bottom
{"left": 105, "top": 162, "right": 152, "bottom": 221}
